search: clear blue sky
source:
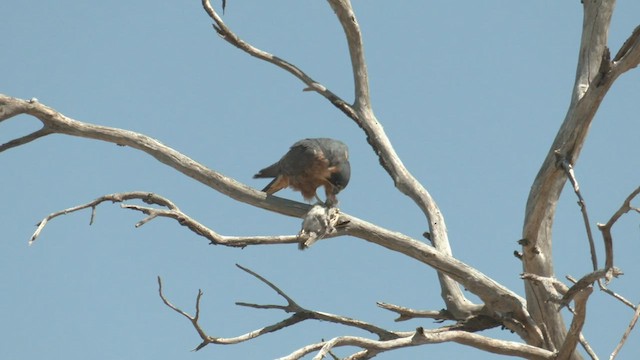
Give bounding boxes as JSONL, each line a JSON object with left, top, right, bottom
{"left": 2, "top": 1, "right": 639, "bottom": 359}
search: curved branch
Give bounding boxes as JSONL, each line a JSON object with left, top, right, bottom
{"left": 520, "top": 0, "right": 640, "bottom": 353}
{"left": 558, "top": 154, "right": 599, "bottom": 272}
{"left": 324, "top": 0, "right": 475, "bottom": 319}
{"left": 597, "top": 186, "right": 640, "bottom": 271}
{"left": 377, "top": 302, "right": 455, "bottom": 322}
{"left": 0, "top": 94, "right": 310, "bottom": 219}
{"left": 28, "top": 191, "right": 300, "bottom": 247}
{"left": 610, "top": 301, "right": 640, "bottom": 360}
{"left": 200, "top": 0, "right": 475, "bottom": 317}
{"left": 0, "top": 127, "right": 52, "bottom": 152}
{"left": 1, "top": 95, "right": 546, "bottom": 345}
{"left": 200, "top": 0, "right": 358, "bottom": 121}
{"left": 556, "top": 287, "right": 593, "bottom": 360}
{"left": 158, "top": 265, "right": 401, "bottom": 352}
{"left": 280, "top": 328, "right": 555, "bottom": 360}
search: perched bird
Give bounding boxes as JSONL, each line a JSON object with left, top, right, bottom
{"left": 254, "top": 138, "right": 350, "bottom": 206}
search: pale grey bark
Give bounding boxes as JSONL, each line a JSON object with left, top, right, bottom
{"left": 522, "top": 0, "right": 640, "bottom": 357}
{"left": 2, "top": 0, "right": 640, "bottom": 358}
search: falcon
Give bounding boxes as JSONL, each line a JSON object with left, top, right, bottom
{"left": 254, "top": 138, "right": 350, "bottom": 206}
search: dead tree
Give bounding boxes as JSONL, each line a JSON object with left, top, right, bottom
{"left": 1, "top": 0, "right": 639, "bottom": 359}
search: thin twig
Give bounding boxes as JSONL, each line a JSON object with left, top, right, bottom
{"left": 0, "top": 127, "right": 53, "bottom": 152}
{"left": 610, "top": 302, "right": 640, "bottom": 360}
{"left": 28, "top": 191, "right": 302, "bottom": 247}
{"left": 200, "top": 0, "right": 358, "bottom": 121}
{"left": 376, "top": 302, "right": 456, "bottom": 322}
{"left": 558, "top": 269, "right": 621, "bottom": 309}
{"left": 557, "top": 154, "right": 598, "bottom": 271}
{"left": 159, "top": 264, "right": 400, "bottom": 353}
{"left": 235, "top": 264, "right": 300, "bottom": 310}
{"left": 597, "top": 186, "right": 640, "bottom": 272}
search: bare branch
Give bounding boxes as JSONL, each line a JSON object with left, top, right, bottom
{"left": 200, "top": 0, "right": 477, "bottom": 318}
{"left": 234, "top": 267, "right": 399, "bottom": 340}
{"left": 377, "top": 302, "right": 456, "bottom": 322}
{"left": 235, "top": 264, "right": 301, "bottom": 310}
{"left": 159, "top": 265, "right": 402, "bottom": 353}
{"left": 0, "top": 94, "right": 536, "bottom": 341}
{"left": 324, "top": 0, "right": 477, "bottom": 320}
{"left": 597, "top": 186, "right": 640, "bottom": 271}
{"left": 610, "top": 302, "right": 640, "bottom": 360}
{"left": 557, "top": 153, "right": 599, "bottom": 271}
{"left": 558, "top": 269, "right": 621, "bottom": 309}
{"left": 0, "top": 127, "right": 52, "bottom": 152}
{"left": 157, "top": 276, "right": 212, "bottom": 350}
{"left": 30, "top": 192, "right": 177, "bottom": 245}
{"left": 279, "top": 329, "right": 555, "bottom": 360}
{"left": 611, "top": 24, "right": 640, "bottom": 77}
{"left": 23, "top": 185, "right": 535, "bottom": 339}
{"left": 520, "top": 0, "right": 637, "bottom": 352}
{"left": 556, "top": 287, "right": 593, "bottom": 360}
{"left": 0, "top": 94, "right": 311, "bottom": 219}
{"left": 3, "top": 93, "right": 545, "bottom": 345}
{"left": 28, "top": 191, "right": 300, "bottom": 247}
{"left": 596, "top": 282, "right": 636, "bottom": 310}
{"left": 521, "top": 273, "right": 567, "bottom": 303}
{"left": 579, "top": 333, "right": 599, "bottom": 360}
{"left": 199, "top": 0, "right": 358, "bottom": 121}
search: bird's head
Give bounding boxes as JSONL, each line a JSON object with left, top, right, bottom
{"left": 329, "top": 160, "right": 351, "bottom": 193}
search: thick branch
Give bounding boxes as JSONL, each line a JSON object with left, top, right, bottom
{"left": 280, "top": 329, "right": 554, "bottom": 360}
{"left": 0, "top": 95, "right": 310, "bottom": 219}
{"left": 200, "top": 0, "right": 476, "bottom": 318}
{"left": 324, "top": 0, "right": 475, "bottom": 319}
{"left": 520, "top": 0, "right": 640, "bottom": 354}
{"left": 556, "top": 287, "right": 593, "bottom": 360}
{"left": 25, "top": 187, "right": 533, "bottom": 339}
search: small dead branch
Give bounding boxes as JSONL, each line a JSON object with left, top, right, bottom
{"left": 521, "top": 273, "right": 569, "bottom": 304}
{"left": 610, "top": 25, "right": 640, "bottom": 77}
{"left": 29, "top": 191, "right": 302, "bottom": 247}
{"left": 158, "top": 265, "right": 400, "bottom": 352}
{"left": 597, "top": 186, "right": 640, "bottom": 272}
{"left": 558, "top": 269, "right": 621, "bottom": 309}
{"left": 376, "top": 302, "right": 457, "bottom": 322}
{"left": 610, "top": 302, "right": 640, "bottom": 360}
{"left": 200, "top": 0, "right": 357, "bottom": 121}
{"left": 200, "top": 0, "right": 479, "bottom": 322}
{"left": 557, "top": 153, "right": 598, "bottom": 271}
{"left": 0, "top": 126, "right": 53, "bottom": 152}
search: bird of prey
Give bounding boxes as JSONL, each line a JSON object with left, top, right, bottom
{"left": 254, "top": 138, "right": 350, "bottom": 207}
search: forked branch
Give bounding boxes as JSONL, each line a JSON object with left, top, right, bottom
{"left": 199, "top": 0, "right": 477, "bottom": 319}
{"left": 280, "top": 328, "right": 555, "bottom": 360}
{"left": 597, "top": 186, "right": 640, "bottom": 271}
{"left": 157, "top": 264, "right": 400, "bottom": 352}
{"left": 159, "top": 265, "right": 552, "bottom": 360}
{"left": 29, "top": 192, "right": 301, "bottom": 247}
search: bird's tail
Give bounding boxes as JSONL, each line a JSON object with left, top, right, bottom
{"left": 253, "top": 163, "right": 279, "bottom": 179}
